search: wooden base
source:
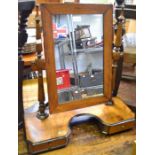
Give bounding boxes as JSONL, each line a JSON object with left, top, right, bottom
{"left": 24, "top": 97, "right": 135, "bottom": 154}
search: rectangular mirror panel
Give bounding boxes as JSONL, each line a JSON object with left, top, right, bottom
{"left": 52, "top": 14, "right": 104, "bottom": 104}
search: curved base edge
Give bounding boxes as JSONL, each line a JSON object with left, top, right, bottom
{"left": 24, "top": 97, "right": 135, "bottom": 154}
{"left": 26, "top": 117, "right": 135, "bottom": 155}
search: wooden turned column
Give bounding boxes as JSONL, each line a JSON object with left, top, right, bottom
{"left": 112, "top": 2, "right": 125, "bottom": 96}
{"left": 35, "top": 5, "right": 49, "bottom": 120}
{"left": 36, "top": 69, "right": 49, "bottom": 120}
{"left": 18, "top": 0, "right": 35, "bottom": 128}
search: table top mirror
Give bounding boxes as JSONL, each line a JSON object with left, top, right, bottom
{"left": 41, "top": 3, "right": 113, "bottom": 113}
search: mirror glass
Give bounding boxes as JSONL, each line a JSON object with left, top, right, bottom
{"left": 52, "top": 14, "right": 104, "bottom": 104}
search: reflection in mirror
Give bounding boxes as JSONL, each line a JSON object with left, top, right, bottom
{"left": 52, "top": 14, "right": 104, "bottom": 104}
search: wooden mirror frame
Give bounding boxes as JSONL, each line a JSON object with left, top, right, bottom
{"left": 41, "top": 3, "right": 113, "bottom": 113}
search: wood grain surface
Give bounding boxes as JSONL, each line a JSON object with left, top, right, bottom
{"left": 25, "top": 97, "right": 134, "bottom": 143}
{"left": 19, "top": 123, "right": 135, "bottom": 155}
{"left": 20, "top": 78, "right": 136, "bottom": 155}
